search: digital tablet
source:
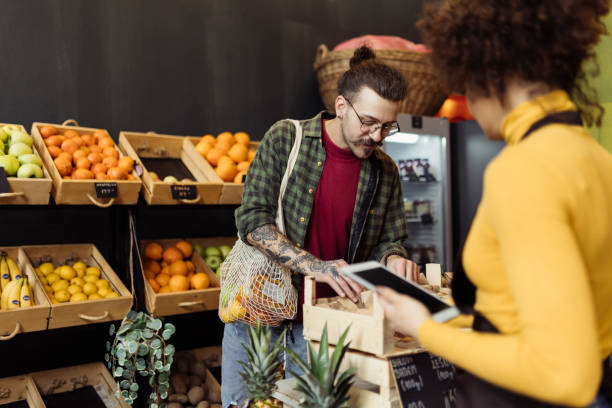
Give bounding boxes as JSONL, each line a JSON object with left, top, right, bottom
{"left": 342, "top": 261, "right": 460, "bottom": 323}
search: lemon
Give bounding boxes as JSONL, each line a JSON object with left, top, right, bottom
{"left": 49, "top": 294, "right": 58, "bottom": 304}
{"left": 105, "top": 292, "right": 119, "bottom": 299}
{"left": 43, "top": 285, "right": 53, "bottom": 294}
{"left": 39, "top": 276, "right": 48, "bottom": 285}
{"left": 86, "top": 267, "right": 101, "bottom": 278}
{"left": 55, "top": 289, "right": 70, "bottom": 303}
{"left": 67, "top": 284, "right": 82, "bottom": 295}
{"left": 70, "top": 277, "right": 85, "bottom": 287}
{"left": 54, "top": 266, "right": 61, "bottom": 274}
{"left": 51, "top": 280, "right": 69, "bottom": 292}
{"left": 35, "top": 267, "right": 43, "bottom": 276}
{"left": 46, "top": 273, "right": 60, "bottom": 285}
{"left": 83, "top": 275, "right": 99, "bottom": 284}
{"left": 88, "top": 293, "right": 103, "bottom": 300}
{"left": 59, "top": 265, "right": 76, "bottom": 280}
{"left": 97, "top": 287, "right": 112, "bottom": 297}
{"left": 39, "top": 262, "right": 54, "bottom": 276}
{"left": 82, "top": 282, "right": 98, "bottom": 296}
{"left": 70, "top": 292, "right": 88, "bottom": 302}
{"left": 95, "top": 279, "right": 110, "bottom": 289}
{"left": 72, "top": 261, "right": 87, "bottom": 271}
{"left": 76, "top": 268, "right": 85, "bottom": 278}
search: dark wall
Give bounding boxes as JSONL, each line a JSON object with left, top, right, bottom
{"left": 0, "top": 0, "right": 431, "bottom": 140}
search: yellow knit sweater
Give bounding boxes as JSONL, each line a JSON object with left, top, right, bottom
{"left": 419, "top": 90, "right": 612, "bottom": 406}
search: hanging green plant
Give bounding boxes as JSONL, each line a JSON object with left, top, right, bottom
{"left": 106, "top": 310, "right": 176, "bottom": 407}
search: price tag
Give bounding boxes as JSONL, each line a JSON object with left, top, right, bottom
{"left": 94, "top": 182, "right": 118, "bottom": 198}
{"left": 0, "top": 168, "right": 11, "bottom": 193}
{"left": 171, "top": 184, "right": 197, "bottom": 200}
{"left": 390, "top": 352, "right": 456, "bottom": 407}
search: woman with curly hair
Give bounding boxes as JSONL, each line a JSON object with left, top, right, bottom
{"left": 377, "top": 1, "right": 612, "bottom": 407}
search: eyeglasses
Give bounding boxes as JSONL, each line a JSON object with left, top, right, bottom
{"left": 344, "top": 97, "right": 400, "bottom": 137}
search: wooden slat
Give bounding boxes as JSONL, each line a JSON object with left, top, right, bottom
{"left": 0, "top": 375, "right": 46, "bottom": 408}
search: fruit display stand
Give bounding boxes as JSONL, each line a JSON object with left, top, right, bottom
{"left": 0, "top": 247, "right": 51, "bottom": 340}
{"left": 118, "top": 131, "right": 223, "bottom": 205}
{"left": 31, "top": 122, "right": 142, "bottom": 206}
{"left": 140, "top": 239, "right": 221, "bottom": 316}
{"left": 22, "top": 244, "right": 133, "bottom": 329}
{"left": 184, "top": 137, "right": 259, "bottom": 204}
{"left": 0, "top": 375, "right": 46, "bottom": 407}
{"left": 0, "top": 123, "right": 53, "bottom": 205}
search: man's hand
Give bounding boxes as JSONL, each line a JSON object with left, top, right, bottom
{"left": 386, "top": 255, "right": 420, "bottom": 281}
{"left": 311, "top": 259, "right": 364, "bottom": 303}
{"left": 376, "top": 286, "right": 430, "bottom": 338}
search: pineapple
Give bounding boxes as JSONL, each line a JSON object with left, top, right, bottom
{"left": 238, "top": 320, "right": 285, "bottom": 408}
{"left": 286, "top": 324, "right": 355, "bottom": 408}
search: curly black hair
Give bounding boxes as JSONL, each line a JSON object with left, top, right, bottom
{"left": 417, "top": 0, "right": 610, "bottom": 126}
{"left": 337, "top": 46, "right": 407, "bottom": 102}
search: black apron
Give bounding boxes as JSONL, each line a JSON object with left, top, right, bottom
{"left": 451, "top": 110, "right": 612, "bottom": 407}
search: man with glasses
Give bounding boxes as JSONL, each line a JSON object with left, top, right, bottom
{"left": 221, "top": 46, "right": 417, "bottom": 408}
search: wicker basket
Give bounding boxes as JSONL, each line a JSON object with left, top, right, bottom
{"left": 313, "top": 44, "right": 447, "bottom": 116}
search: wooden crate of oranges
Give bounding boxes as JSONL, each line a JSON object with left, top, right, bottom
{"left": 140, "top": 239, "right": 220, "bottom": 316}
{"left": 23, "top": 244, "right": 133, "bottom": 329}
{"left": 185, "top": 131, "right": 259, "bottom": 204}
{"left": 30, "top": 121, "right": 142, "bottom": 206}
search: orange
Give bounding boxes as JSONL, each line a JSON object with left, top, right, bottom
{"left": 58, "top": 152, "right": 72, "bottom": 163}
{"left": 93, "top": 130, "right": 108, "bottom": 140}
{"left": 185, "top": 260, "right": 195, "bottom": 274}
{"left": 40, "top": 125, "right": 58, "bottom": 138}
{"left": 88, "top": 152, "right": 103, "bottom": 165}
{"left": 206, "top": 148, "right": 225, "bottom": 167}
{"left": 46, "top": 135, "right": 63, "bottom": 147}
{"left": 144, "top": 268, "right": 156, "bottom": 280}
{"left": 234, "top": 170, "right": 248, "bottom": 184}
{"left": 103, "top": 147, "right": 119, "bottom": 159}
{"left": 54, "top": 158, "right": 72, "bottom": 177}
{"left": 215, "top": 140, "right": 232, "bottom": 153}
{"left": 169, "top": 260, "right": 188, "bottom": 276}
{"left": 145, "top": 242, "right": 163, "bottom": 260}
{"left": 215, "top": 162, "right": 237, "bottom": 182}
{"left": 148, "top": 278, "right": 161, "bottom": 293}
{"left": 98, "top": 137, "right": 115, "bottom": 149}
{"left": 237, "top": 161, "right": 250, "bottom": 172}
{"left": 79, "top": 146, "right": 91, "bottom": 155}
{"left": 107, "top": 166, "right": 127, "bottom": 180}
{"left": 168, "top": 275, "right": 189, "bottom": 292}
{"left": 248, "top": 150, "right": 257, "bottom": 161}
{"left": 228, "top": 143, "right": 248, "bottom": 163}
{"left": 95, "top": 172, "right": 109, "bottom": 180}
{"left": 175, "top": 241, "right": 193, "bottom": 258}
{"left": 155, "top": 273, "right": 171, "bottom": 287}
{"left": 102, "top": 156, "right": 118, "bottom": 169}
{"left": 61, "top": 139, "right": 78, "bottom": 154}
{"left": 158, "top": 286, "right": 171, "bottom": 294}
{"left": 234, "top": 132, "right": 250, "bottom": 146}
{"left": 190, "top": 273, "right": 210, "bottom": 290}
{"left": 143, "top": 260, "right": 161, "bottom": 276}
{"left": 90, "top": 145, "right": 102, "bottom": 154}
{"left": 72, "top": 149, "right": 87, "bottom": 162}
{"left": 75, "top": 157, "right": 91, "bottom": 170}
{"left": 127, "top": 174, "right": 137, "bottom": 181}
{"left": 81, "top": 134, "right": 95, "bottom": 146}
{"left": 217, "top": 132, "right": 235, "bottom": 146}
{"left": 48, "top": 145, "right": 62, "bottom": 158}
{"left": 161, "top": 265, "right": 170, "bottom": 276}
{"left": 217, "top": 155, "right": 235, "bottom": 168}
{"left": 72, "top": 137, "right": 85, "bottom": 147}
{"left": 160, "top": 260, "right": 168, "bottom": 269}
{"left": 186, "top": 272, "right": 194, "bottom": 281}
{"left": 72, "top": 168, "right": 94, "bottom": 179}
{"left": 163, "top": 247, "right": 184, "bottom": 264}
{"left": 201, "top": 135, "right": 216, "bottom": 145}
{"left": 118, "top": 156, "right": 134, "bottom": 173}
{"left": 63, "top": 129, "right": 79, "bottom": 139}
{"left": 195, "top": 141, "right": 213, "bottom": 157}
{"left": 91, "top": 163, "right": 108, "bottom": 174}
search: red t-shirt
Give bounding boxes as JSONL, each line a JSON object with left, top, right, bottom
{"left": 296, "top": 119, "right": 361, "bottom": 319}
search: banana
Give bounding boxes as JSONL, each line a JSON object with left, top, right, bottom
{"left": 1, "top": 279, "right": 17, "bottom": 310}
{"left": 7, "top": 278, "right": 22, "bottom": 309}
{"left": 6, "top": 256, "right": 21, "bottom": 281}
{"left": 0, "top": 254, "right": 9, "bottom": 292}
{"left": 20, "top": 277, "right": 32, "bottom": 307}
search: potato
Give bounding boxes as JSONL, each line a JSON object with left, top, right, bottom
{"left": 190, "top": 361, "right": 208, "bottom": 379}
{"left": 171, "top": 373, "right": 188, "bottom": 395}
{"left": 189, "top": 375, "right": 203, "bottom": 388}
{"left": 167, "top": 403, "right": 183, "bottom": 408}
{"left": 188, "top": 386, "right": 206, "bottom": 405}
{"left": 169, "top": 394, "right": 189, "bottom": 404}
{"left": 196, "top": 402, "right": 210, "bottom": 408}
{"left": 207, "top": 387, "right": 221, "bottom": 404}
{"left": 210, "top": 404, "right": 222, "bottom": 408}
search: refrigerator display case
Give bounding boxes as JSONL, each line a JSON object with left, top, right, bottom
{"left": 383, "top": 114, "right": 452, "bottom": 272}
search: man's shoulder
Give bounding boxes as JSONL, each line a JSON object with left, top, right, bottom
{"left": 373, "top": 148, "right": 399, "bottom": 175}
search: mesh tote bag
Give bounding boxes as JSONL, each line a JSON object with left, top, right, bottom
{"left": 218, "top": 120, "right": 302, "bottom": 327}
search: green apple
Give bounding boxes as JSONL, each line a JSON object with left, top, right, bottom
{"left": 163, "top": 175, "right": 178, "bottom": 183}
{"left": 219, "top": 245, "right": 231, "bottom": 259}
{"left": 0, "top": 140, "right": 4, "bottom": 155}
{"left": 194, "top": 244, "right": 205, "bottom": 259}
{"left": 0, "top": 155, "right": 21, "bottom": 176}
{"left": 18, "top": 154, "right": 42, "bottom": 167}
{"left": 17, "top": 163, "right": 43, "bottom": 178}
{"left": 215, "top": 267, "right": 221, "bottom": 279}
{"left": 8, "top": 143, "right": 32, "bottom": 157}
{"left": 205, "top": 255, "right": 221, "bottom": 270}
{"left": 0, "top": 128, "right": 8, "bottom": 144}
{"left": 2, "top": 125, "right": 20, "bottom": 136}
{"left": 205, "top": 246, "right": 221, "bottom": 257}
{"left": 9, "top": 131, "right": 33, "bottom": 147}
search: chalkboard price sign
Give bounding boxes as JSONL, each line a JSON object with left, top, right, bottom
{"left": 171, "top": 184, "right": 197, "bottom": 200}
{"left": 390, "top": 352, "right": 456, "bottom": 408}
{"left": 94, "top": 182, "right": 118, "bottom": 198}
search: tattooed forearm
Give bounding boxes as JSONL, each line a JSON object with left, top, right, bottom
{"left": 247, "top": 224, "right": 328, "bottom": 276}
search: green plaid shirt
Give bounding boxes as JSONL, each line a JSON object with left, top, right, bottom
{"left": 235, "top": 111, "right": 408, "bottom": 265}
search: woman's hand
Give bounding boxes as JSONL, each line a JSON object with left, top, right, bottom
{"left": 376, "top": 286, "right": 431, "bottom": 338}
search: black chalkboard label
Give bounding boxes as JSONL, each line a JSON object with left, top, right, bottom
{"left": 0, "top": 168, "right": 10, "bottom": 193}
{"left": 94, "top": 182, "right": 118, "bottom": 198}
{"left": 390, "top": 352, "right": 456, "bottom": 408}
{"left": 171, "top": 184, "right": 197, "bottom": 200}
{"left": 412, "top": 116, "right": 423, "bottom": 129}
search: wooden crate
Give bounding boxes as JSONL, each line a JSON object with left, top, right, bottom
{"left": 140, "top": 239, "right": 221, "bottom": 316}
{"left": 0, "top": 123, "right": 53, "bottom": 205}
{"left": 185, "top": 136, "right": 259, "bottom": 204}
{"left": 173, "top": 346, "right": 222, "bottom": 404}
{"left": 31, "top": 122, "right": 142, "bottom": 206}
{"left": 30, "top": 362, "right": 130, "bottom": 408}
{"left": 0, "top": 247, "right": 51, "bottom": 339}
{"left": 22, "top": 244, "right": 133, "bottom": 329}
{"left": 302, "top": 276, "right": 395, "bottom": 356}
{"left": 0, "top": 375, "right": 46, "bottom": 407}
{"left": 118, "top": 131, "right": 223, "bottom": 205}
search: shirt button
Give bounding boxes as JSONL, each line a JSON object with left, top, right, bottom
{"left": 308, "top": 188, "right": 313, "bottom": 194}
{"left": 317, "top": 161, "right": 322, "bottom": 167}
{"left": 299, "top": 217, "right": 305, "bottom": 223}
{"left": 369, "top": 209, "right": 375, "bottom": 215}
